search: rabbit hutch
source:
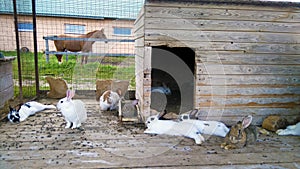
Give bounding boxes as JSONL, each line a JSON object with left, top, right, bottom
{"left": 134, "top": 0, "right": 300, "bottom": 125}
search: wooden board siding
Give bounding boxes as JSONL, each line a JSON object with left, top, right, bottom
{"left": 134, "top": 6, "right": 152, "bottom": 118}
{"left": 0, "top": 58, "right": 15, "bottom": 109}
{"left": 135, "top": 1, "right": 300, "bottom": 124}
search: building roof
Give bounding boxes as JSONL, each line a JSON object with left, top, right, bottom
{"left": 145, "top": 0, "right": 300, "bottom": 7}
{"left": 0, "top": 0, "right": 144, "bottom": 20}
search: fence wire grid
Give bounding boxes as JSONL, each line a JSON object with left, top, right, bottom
{"left": 0, "top": 0, "right": 143, "bottom": 98}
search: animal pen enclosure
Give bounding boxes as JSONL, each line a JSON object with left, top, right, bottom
{"left": 134, "top": 0, "right": 300, "bottom": 125}
{"left": 0, "top": 0, "right": 144, "bottom": 99}
{"left": 0, "top": 0, "right": 299, "bottom": 168}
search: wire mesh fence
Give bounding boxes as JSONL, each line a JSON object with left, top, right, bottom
{"left": 0, "top": 0, "right": 143, "bottom": 98}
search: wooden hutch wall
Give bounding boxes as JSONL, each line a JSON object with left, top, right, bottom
{"left": 134, "top": 0, "right": 300, "bottom": 125}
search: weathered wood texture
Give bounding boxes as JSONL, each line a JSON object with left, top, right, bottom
{"left": 134, "top": 6, "right": 153, "bottom": 119}
{"left": 0, "top": 57, "right": 15, "bottom": 109}
{"left": 134, "top": 1, "right": 300, "bottom": 124}
{"left": 0, "top": 98, "right": 299, "bottom": 168}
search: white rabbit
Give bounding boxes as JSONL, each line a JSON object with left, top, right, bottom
{"left": 144, "top": 111, "right": 205, "bottom": 144}
{"left": 57, "top": 89, "right": 87, "bottom": 129}
{"left": 181, "top": 119, "right": 229, "bottom": 137}
{"left": 178, "top": 109, "right": 230, "bottom": 137}
{"left": 7, "top": 101, "right": 56, "bottom": 123}
{"left": 99, "top": 89, "right": 121, "bottom": 111}
{"left": 276, "top": 122, "right": 300, "bottom": 136}
{"left": 151, "top": 83, "right": 171, "bottom": 95}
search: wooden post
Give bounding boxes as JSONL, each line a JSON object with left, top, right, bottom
{"left": 142, "top": 47, "right": 152, "bottom": 119}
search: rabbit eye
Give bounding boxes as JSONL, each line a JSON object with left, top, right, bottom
{"left": 60, "top": 101, "right": 63, "bottom": 103}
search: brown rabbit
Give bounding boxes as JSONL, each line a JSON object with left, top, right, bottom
{"left": 221, "top": 115, "right": 257, "bottom": 150}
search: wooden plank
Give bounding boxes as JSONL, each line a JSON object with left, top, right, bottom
{"left": 196, "top": 95, "right": 300, "bottom": 107}
{"left": 133, "top": 24, "right": 144, "bottom": 39}
{"left": 134, "top": 29, "right": 144, "bottom": 40}
{"left": 1, "top": 132, "right": 299, "bottom": 150}
{"left": 197, "top": 107, "right": 300, "bottom": 117}
{"left": 0, "top": 132, "right": 299, "bottom": 164}
{"left": 0, "top": 85, "right": 14, "bottom": 108}
{"left": 0, "top": 153, "right": 299, "bottom": 169}
{"left": 196, "top": 52, "right": 300, "bottom": 65}
{"left": 0, "top": 74, "right": 13, "bottom": 91}
{"left": 145, "top": 1, "right": 300, "bottom": 12}
{"left": 145, "top": 6, "right": 300, "bottom": 23}
{"left": 140, "top": 46, "right": 152, "bottom": 118}
{"left": 133, "top": 15, "right": 144, "bottom": 34}
{"left": 144, "top": 47, "right": 152, "bottom": 70}
{"left": 0, "top": 61, "right": 13, "bottom": 77}
{"left": 196, "top": 64, "right": 300, "bottom": 75}
{"left": 196, "top": 75, "right": 300, "bottom": 85}
{"left": 145, "top": 18, "right": 300, "bottom": 33}
{"left": 135, "top": 47, "right": 144, "bottom": 57}
{"left": 134, "top": 4, "right": 144, "bottom": 25}
{"left": 0, "top": 147, "right": 299, "bottom": 168}
{"left": 145, "top": 41, "right": 300, "bottom": 54}
{"left": 135, "top": 46, "right": 146, "bottom": 116}
{"left": 134, "top": 37, "right": 144, "bottom": 47}
{"left": 145, "top": 29, "right": 300, "bottom": 44}
{"left": 197, "top": 85, "right": 300, "bottom": 96}
{"left": 134, "top": 6, "right": 145, "bottom": 45}
{"left": 195, "top": 107, "right": 300, "bottom": 125}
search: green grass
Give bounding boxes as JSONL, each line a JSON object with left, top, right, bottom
{"left": 96, "top": 65, "right": 117, "bottom": 79}
{"left": 1, "top": 50, "right": 135, "bottom": 98}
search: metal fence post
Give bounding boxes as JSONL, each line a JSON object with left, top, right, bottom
{"left": 13, "top": 0, "right": 23, "bottom": 100}
{"left": 32, "top": 0, "right": 40, "bottom": 96}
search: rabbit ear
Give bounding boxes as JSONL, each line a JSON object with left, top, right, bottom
{"left": 242, "top": 115, "right": 253, "bottom": 129}
{"left": 9, "top": 106, "right": 14, "bottom": 111}
{"left": 66, "top": 90, "right": 71, "bottom": 100}
{"left": 116, "top": 88, "right": 122, "bottom": 96}
{"left": 66, "top": 89, "right": 75, "bottom": 101}
{"left": 16, "top": 103, "right": 23, "bottom": 111}
{"left": 157, "top": 110, "right": 167, "bottom": 119}
{"left": 162, "top": 82, "right": 167, "bottom": 88}
{"left": 69, "top": 90, "right": 75, "bottom": 99}
{"left": 189, "top": 109, "right": 198, "bottom": 118}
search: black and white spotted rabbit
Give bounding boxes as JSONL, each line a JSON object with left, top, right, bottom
{"left": 7, "top": 101, "right": 56, "bottom": 123}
